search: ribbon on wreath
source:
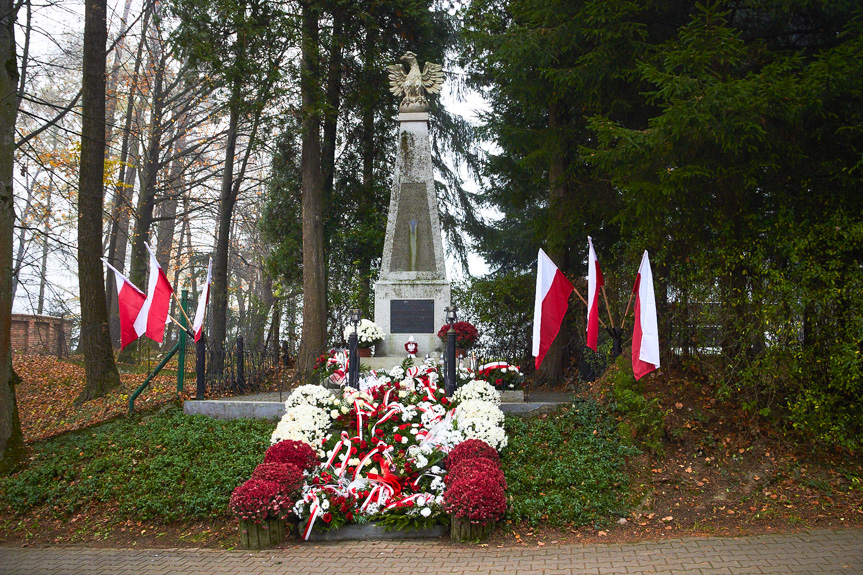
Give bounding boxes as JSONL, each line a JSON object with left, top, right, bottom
{"left": 324, "top": 431, "right": 353, "bottom": 477}
{"left": 301, "top": 493, "right": 323, "bottom": 540}
{"left": 354, "top": 399, "right": 374, "bottom": 441}
{"left": 369, "top": 404, "right": 402, "bottom": 438}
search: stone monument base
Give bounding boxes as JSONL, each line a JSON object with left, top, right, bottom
{"left": 374, "top": 278, "right": 450, "bottom": 357}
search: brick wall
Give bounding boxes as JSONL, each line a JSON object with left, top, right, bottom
{"left": 10, "top": 314, "right": 69, "bottom": 356}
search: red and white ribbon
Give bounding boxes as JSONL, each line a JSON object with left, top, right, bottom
{"left": 324, "top": 431, "right": 353, "bottom": 477}
{"left": 302, "top": 494, "right": 322, "bottom": 540}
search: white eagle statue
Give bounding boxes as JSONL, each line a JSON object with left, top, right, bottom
{"left": 387, "top": 51, "right": 444, "bottom": 112}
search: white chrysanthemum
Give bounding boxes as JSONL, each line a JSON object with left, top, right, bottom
{"left": 455, "top": 399, "right": 505, "bottom": 426}
{"left": 455, "top": 416, "right": 508, "bottom": 451}
{"left": 453, "top": 379, "right": 501, "bottom": 406}
{"left": 343, "top": 319, "right": 384, "bottom": 345}
{"left": 271, "top": 403, "right": 331, "bottom": 449}
{"left": 285, "top": 384, "right": 336, "bottom": 410}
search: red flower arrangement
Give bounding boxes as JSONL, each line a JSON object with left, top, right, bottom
{"left": 443, "top": 473, "right": 506, "bottom": 525}
{"left": 250, "top": 462, "right": 305, "bottom": 494}
{"left": 446, "top": 439, "right": 500, "bottom": 468}
{"left": 229, "top": 479, "right": 294, "bottom": 524}
{"left": 264, "top": 440, "right": 318, "bottom": 471}
{"left": 446, "top": 457, "right": 507, "bottom": 491}
{"left": 437, "top": 321, "right": 479, "bottom": 350}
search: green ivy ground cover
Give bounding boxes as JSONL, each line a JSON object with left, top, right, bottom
{"left": 502, "top": 399, "right": 638, "bottom": 527}
{"left": 1, "top": 405, "right": 273, "bottom": 522}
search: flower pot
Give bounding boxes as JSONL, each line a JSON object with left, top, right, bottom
{"left": 450, "top": 516, "right": 495, "bottom": 542}
{"left": 358, "top": 347, "right": 372, "bottom": 358}
{"left": 239, "top": 517, "right": 287, "bottom": 550}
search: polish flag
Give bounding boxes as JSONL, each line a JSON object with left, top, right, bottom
{"left": 632, "top": 251, "right": 660, "bottom": 380}
{"left": 133, "top": 243, "right": 174, "bottom": 343}
{"left": 586, "top": 236, "right": 604, "bottom": 352}
{"left": 102, "top": 259, "right": 146, "bottom": 350}
{"left": 193, "top": 257, "right": 212, "bottom": 342}
{"left": 532, "top": 249, "right": 574, "bottom": 370}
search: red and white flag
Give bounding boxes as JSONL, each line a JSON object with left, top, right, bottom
{"left": 632, "top": 250, "right": 660, "bottom": 380}
{"left": 102, "top": 259, "right": 146, "bottom": 350}
{"left": 133, "top": 243, "right": 174, "bottom": 343}
{"left": 532, "top": 248, "right": 574, "bottom": 370}
{"left": 193, "top": 257, "right": 212, "bottom": 342}
{"left": 586, "top": 236, "right": 604, "bottom": 352}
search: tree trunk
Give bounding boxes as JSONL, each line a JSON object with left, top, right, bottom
{"left": 36, "top": 183, "right": 52, "bottom": 315}
{"left": 0, "top": 0, "right": 24, "bottom": 473}
{"left": 541, "top": 102, "right": 570, "bottom": 387}
{"left": 106, "top": 5, "right": 151, "bottom": 347}
{"left": 128, "top": 35, "right": 166, "bottom": 292}
{"left": 76, "top": 0, "right": 121, "bottom": 403}
{"left": 298, "top": 1, "right": 326, "bottom": 379}
{"left": 209, "top": 98, "right": 240, "bottom": 372}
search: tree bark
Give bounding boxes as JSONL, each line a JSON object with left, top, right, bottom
{"left": 76, "top": 0, "right": 121, "bottom": 403}
{"left": 209, "top": 97, "right": 240, "bottom": 371}
{"left": 542, "top": 102, "right": 570, "bottom": 386}
{"left": 106, "top": 4, "right": 151, "bottom": 347}
{"left": 0, "top": 0, "right": 24, "bottom": 473}
{"left": 298, "top": 1, "right": 327, "bottom": 379}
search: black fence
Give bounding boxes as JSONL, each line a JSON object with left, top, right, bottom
{"left": 190, "top": 336, "right": 285, "bottom": 398}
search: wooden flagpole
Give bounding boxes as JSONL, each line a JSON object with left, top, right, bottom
{"left": 601, "top": 284, "right": 615, "bottom": 329}
{"left": 168, "top": 314, "right": 194, "bottom": 336}
{"left": 570, "top": 285, "right": 608, "bottom": 330}
{"left": 172, "top": 290, "right": 194, "bottom": 327}
{"left": 620, "top": 291, "right": 635, "bottom": 331}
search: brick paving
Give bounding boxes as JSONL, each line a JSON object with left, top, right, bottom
{"left": 2, "top": 529, "right": 862, "bottom": 574}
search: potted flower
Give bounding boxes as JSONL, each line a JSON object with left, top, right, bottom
{"left": 437, "top": 321, "right": 478, "bottom": 358}
{"left": 443, "top": 440, "right": 507, "bottom": 542}
{"left": 343, "top": 319, "right": 384, "bottom": 356}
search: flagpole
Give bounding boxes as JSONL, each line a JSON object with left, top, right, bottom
{"left": 570, "top": 285, "right": 607, "bottom": 330}
{"left": 601, "top": 284, "right": 615, "bottom": 329}
{"left": 172, "top": 290, "right": 194, "bottom": 328}
{"left": 169, "top": 313, "right": 194, "bottom": 337}
{"left": 620, "top": 291, "right": 635, "bottom": 331}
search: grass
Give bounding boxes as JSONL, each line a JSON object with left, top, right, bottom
{"left": 501, "top": 398, "right": 638, "bottom": 528}
{"left": 1, "top": 405, "right": 274, "bottom": 522}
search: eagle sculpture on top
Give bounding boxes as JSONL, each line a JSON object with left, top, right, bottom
{"left": 387, "top": 52, "right": 444, "bottom": 112}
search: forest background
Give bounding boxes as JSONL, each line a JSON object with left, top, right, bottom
{"left": 0, "top": 0, "right": 861, "bottom": 472}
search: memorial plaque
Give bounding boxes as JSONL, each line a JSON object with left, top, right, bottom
{"left": 390, "top": 299, "right": 435, "bottom": 333}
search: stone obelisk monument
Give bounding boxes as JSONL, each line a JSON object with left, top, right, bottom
{"left": 374, "top": 52, "right": 450, "bottom": 357}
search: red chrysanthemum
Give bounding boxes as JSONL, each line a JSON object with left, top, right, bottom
{"left": 229, "top": 479, "right": 293, "bottom": 524}
{"left": 443, "top": 473, "right": 506, "bottom": 525}
{"left": 446, "top": 439, "right": 500, "bottom": 469}
{"left": 446, "top": 457, "right": 507, "bottom": 490}
{"left": 264, "top": 439, "right": 318, "bottom": 471}
{"left": 250, "top": 462, "right": 305, "bottom": 496}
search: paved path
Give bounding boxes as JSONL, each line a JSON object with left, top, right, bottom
{"left": 2, "top": 529, "right": 861, "bottom": 574}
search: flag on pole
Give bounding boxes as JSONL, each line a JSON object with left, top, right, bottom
{"left": 586, "top": 236, "right": 604, "bottom": 352}
{"left": 102, "top": 259, "right": 146, "bottom": 350}
{"left": 133, "top": 243, "right": 174, "bottom": 343}
{"left": 532, "top": 248, "right": 574, "bottom": 370}
{"left": 632, "top": 250, "right": 660, "bottom": 380}
{"left": 193, "top": 257, "right": 212, "bottom": 342}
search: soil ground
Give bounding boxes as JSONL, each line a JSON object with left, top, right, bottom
{"left": 1, "top": 354, "right": 861, "bottom": 549}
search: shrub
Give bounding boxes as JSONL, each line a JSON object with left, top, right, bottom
{"left": 250, "top": 462, "right": 304, "bottom": 495}
{"left": 263, "top": 439, "right": 318, "bottom": 471}
{"left": 443, "top": 473, "right": 506, "bottom": 525}
{"left": 446, "top": 439, "right": 499, "bottom": 469}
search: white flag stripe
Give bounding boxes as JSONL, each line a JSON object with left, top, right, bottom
{"left": 532, "top": 249, "right": 559, "bottom": 357}
{"left": 637, "top": 251, "right": 660, "bottom": 367}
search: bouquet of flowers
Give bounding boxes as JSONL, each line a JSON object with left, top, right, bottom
{"left": 474, "top": 361, "right": 524, "bottom": 391}
{"left": 437, "top": 321, "right": 479, "bottom": 350}
{"left": 254, "top": 354, "right": 508, "bottom": 539}
{"left": 344, "top": 319, "right": 384, "bottom": 349}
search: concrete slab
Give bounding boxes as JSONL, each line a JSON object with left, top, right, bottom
{"left": 306, "top": 522, "right": 447, "bottom": 542}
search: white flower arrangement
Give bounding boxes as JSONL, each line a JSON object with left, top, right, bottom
{"left": 455, "top": 416, "right": 508, "bottom": 451}
{"left": 271, "top": 403, "right": 332, "bottom": 453}
{"left": 285, "top": 384, "right": 336, "bottom": 411}
{"left": 455, "top": 399, "right": 505, "bottom": 426}
{"left": 453, "top": 379, "right": 501, "bottom": 406}
{"left": 343, "top": 319, "right": 384, "bottom": 348}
